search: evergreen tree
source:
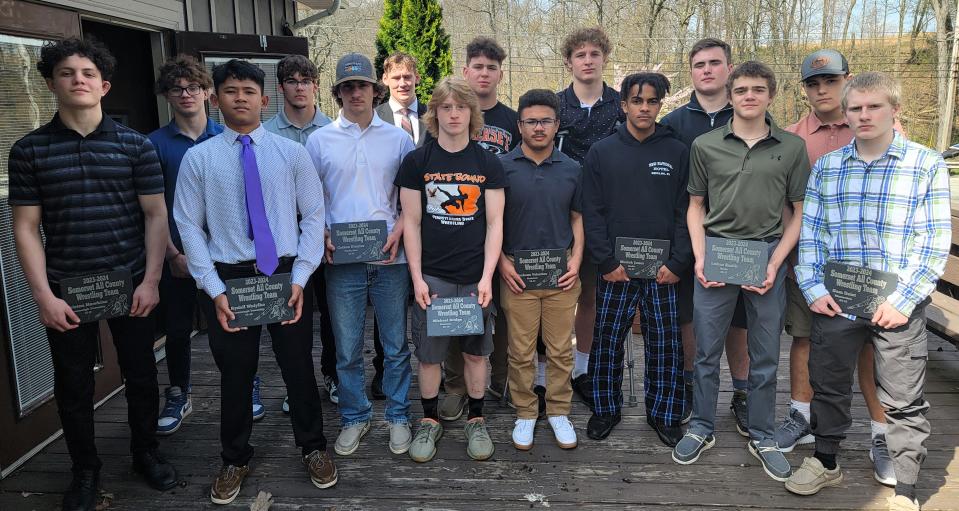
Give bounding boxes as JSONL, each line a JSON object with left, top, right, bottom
{"left": 374, "top": 0, "right": 403, "bottom": 78}
{"left": 398, "top": 0, "right": 452, "bottom": 102}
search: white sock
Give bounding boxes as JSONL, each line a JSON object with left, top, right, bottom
{"left": 535, "top": 358, "right": 546, "bottom": 387}
{"left": 790, "top": 399, "right": 811, "bottom": 422}
{"left": 572, "top": 350, "right": 589, "bottom": 378}
{"left": 871, "top": 420, "right": 888, "bottom": 439}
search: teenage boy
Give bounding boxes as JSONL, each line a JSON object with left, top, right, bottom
{"left": 787, "top": 72, "right": 951, "bottom": 511}
{"left": 660, "top": 38, "right": 751, "bottom": 430}
{"left": 9, "top": 38, "right": 177, "bottom": 511}
{"left": 149, "top": 55, "right": 224, "bottom": 435}
{"left": 439, "top": 36, "right": 519, "bottom": 419}
{"left": 555, "top": 26, "right": 624, "bottom": 409}
{"left": 378, "top": 52, "right": 428, "bottom": 147}
{"left": 499, "top": 89, "right": 582, "bottom": 451}
{"left": 263, "top": 54, "right": 339, "bottom": 411}
{"left": 583, "top": 73, "right": 690, "bottom": 445}
{"left": 397, "top": 77, "right": 506, "bottom": 462}
{"left": 672, "top": 62, "right": 809, "bottom": 484}
{"left": 777, "top": 50, "right": 898, "bottom": 488}
{"left": 174, "top": 59, "right": 335, "bottom": 504}
{"left": 306, "top": 53, "right": 415, "bottom": 456}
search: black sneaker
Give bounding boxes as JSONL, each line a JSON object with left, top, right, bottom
{"left": 62, "top": 469, "right": 98, "bottom": 511}
{"left": 730, "top": 389, "right": 749, "bottom": 437}
{"left": 132, "top": 449, "right": 178, "bottom": 491}
{"left": 681, "top": 381, "right": 694, "bottom": 425}
{"left": 534, "top": 385, "right": 547, "bottom": 420}
{"left": 571, "top": 374, "right": 594, "bottom": 411}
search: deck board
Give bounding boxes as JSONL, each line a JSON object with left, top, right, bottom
{"left": 2, "top": 310, "right": 958, "bottom": 510}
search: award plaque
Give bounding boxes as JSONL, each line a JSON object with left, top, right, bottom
{"left": 225, "top": 273, "right": 295, "bottom": 327}
{"left": 514, "top": 249, "right": 566, "bottom": 290}
{"left": 823, "top": 261, "right": 898, "bottom": 318}
{"left": 331, "top": 220, "right": 389, "bottom": 264}
{"left": 615, "top": 238, "right": 670, "bottom": 279}
{"left": 704, "top": 237, "right": 768, "bottom": 286}
{"left": 60, "top": 270, "right": 133, "bottom": 323}
{"left": 427, "top": 296, "right": 484, "bottom": 337}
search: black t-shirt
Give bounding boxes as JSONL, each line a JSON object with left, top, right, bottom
{"left": 395, "top": 139, "right": 507, "bottom": 284}
{"left": 473, "top": 102, "right": 520, "bottom": 155}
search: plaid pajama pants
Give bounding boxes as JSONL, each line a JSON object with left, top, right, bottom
{"left": 589, "top": 277, "right": 684, "bottom": 424}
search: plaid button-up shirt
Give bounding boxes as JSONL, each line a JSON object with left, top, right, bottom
{"left": 796, "top": 131, "right": 952, "bottom": 317}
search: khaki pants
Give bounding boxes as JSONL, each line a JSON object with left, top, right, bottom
{"left": 500, "top": 276, "right": 581, "bottom": 418}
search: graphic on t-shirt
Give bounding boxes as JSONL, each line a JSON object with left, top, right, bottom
{"left": 426, "top": 182, "right": 480, "bottom": 222}
{"left": 474, "top": 125, "right": 513, "bottom": 155}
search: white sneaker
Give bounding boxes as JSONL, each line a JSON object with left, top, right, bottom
{"left": 512, "top": 418, "right": 536, "bottom": 450}
{"left": 548, "top": 415, "right": 577, "bottom": 449}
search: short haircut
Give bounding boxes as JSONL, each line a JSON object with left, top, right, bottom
{"left": 727, "top": 61, "right": 777, "bottom": 97}
{"left": 562, "top": 27, "right": 611, "bottom": 61}
{"left": 382, "top": 52, "right": 419, "bottom": 76}
{"left": 154, "top": 54, "right": 212, "bottom": 95}
{"left": 276, "top": 54, "right": 317, "bottom": 82}
{"left": 466, "top": 36, "right": 507, "bottom": 64}
{"left": 688, "top": 37, "right": 732, "bottom": 66}
{"left": 37, "top": 37, "right": 116, "bottom": 81}
{"left": 329, "top": 80, "right": 388, "bottom": 107}
{"left": 212, "top": 59, "right": 265, "bottom": 92}
{"left": 620, "top": 72, "right": 671, "bottom": 100}
{"left": 841, "top": 72, "right": 901, "bottom": 111}
{"left": 517, "top": 88, "right": 560, "bottom": 118}
{"left": 423, "top": 77, "right": 484, "bottom": 138}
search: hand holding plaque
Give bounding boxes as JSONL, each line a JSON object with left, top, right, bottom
{"left": 514, "top": 249, "right": 567, "bottom": 290}
{"left": 704, "top": 237, "right": 768, "bottom": 286}
{"left": 225, "top": 273, "right": 295, "bottom": 327}
{"left": 60, "top": 270, "right": 133, "bottom": 324}
{"left": 616, "top": 238, "right": 670, "bottom": 279}
{"left": 823, "top": 262, "right": 897, "bottom": 318}
{"left": 330, "top": 221, "right": 389, "bottom": 264}
{"left": 427, "top": 297, "right": 485, "bottom": 337}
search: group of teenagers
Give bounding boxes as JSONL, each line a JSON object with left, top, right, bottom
{"left": 7, "top": 23, "right": 950, "bottom": 511}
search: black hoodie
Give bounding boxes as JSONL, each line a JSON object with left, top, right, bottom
{"left": 583, "top": 123, "right": 692, "bottom": 276}
{"left": 659, "top": 92, "right": 733, "bottom": 148}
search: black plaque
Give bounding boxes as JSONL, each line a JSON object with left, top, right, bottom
{"left": 514, "top": 249, "right": 567, "bottom": 290}
{"left": 615, "top": 238, "right": 671, "bottom": 279}
{"left": 225, "top": 273, "right": 295, "bottom": 328}
{"left": 823, "top": 262, "right": 898, "bottom": 318}
{"left": 427, "top": 297, "right": 484, "bottom": 337}
{"left": 60, "top": 270, "right": 133, "bottom": 323}
{"left": 331, "top": 220, "right": 389, "bottom": 264}
{"left": 704, "top": 237, "right": 768, "bottom": 286}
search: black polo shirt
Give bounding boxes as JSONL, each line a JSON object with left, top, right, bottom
{"left": 7, "top": 113, "right": 164, "bottom": 282}
{"left": 501, "top": 145, "right": 582, "bottom": 254}
{"left": 555, "top": 83, "right": 624, "bottom": 164}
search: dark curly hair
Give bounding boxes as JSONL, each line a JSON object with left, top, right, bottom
{"left": 154, "top": 54, "right": 213, "bottom": 95}
{"left": 620, "top": 72, "right": 671, "bottom": 100}
{"left": 517, "top": 88, "right": 559, "bottom": 118}
{"left": 37, "top": 37, "right": 116, "bottom": 81}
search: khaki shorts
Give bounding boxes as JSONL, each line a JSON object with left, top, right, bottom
{"left": 784, "top": 277, "right": 812, "bottom": 338}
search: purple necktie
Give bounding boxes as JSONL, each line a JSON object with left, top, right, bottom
{"left": 238, "top": 135, "right": 278, "bottom": 276}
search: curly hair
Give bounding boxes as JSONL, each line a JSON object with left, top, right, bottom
{"left": 382, "top": 52, "right": 419, "bottom": 77}
{"left": 620, "top": 72, "right": 671, "bottom": 100}
{"left": 276, "top": 54, "right": 318, "bottom": 82}
{"left": 423, "top": 77, "right": 485, "bottom": 139}
{"left": 154, "top": 54, "right": 212, "bottom": 95}
{"left": 466, "top": 36, "right": 506, "bottom": 64}
{"left": 561, "top": 27, "right": 611, "bottom": 61}
{"left": 37, "top": 37, "right": 116, "bottom": 81}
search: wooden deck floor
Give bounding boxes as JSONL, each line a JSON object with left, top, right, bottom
{"left": 2, "top": 312, "right": 958, "bottom": 510}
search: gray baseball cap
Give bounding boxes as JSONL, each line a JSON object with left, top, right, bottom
{"left": 333, "top": 53, "right": 377, "bottom": 86}
{"left": 800, "top": 49, "right": 849, "bottom": 81}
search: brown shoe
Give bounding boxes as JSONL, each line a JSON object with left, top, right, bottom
{"left": 210, "top": 464, "right": 249, "bottom": 505}
{"left": 304, "top": 450, "right": 338, "bottom": 489}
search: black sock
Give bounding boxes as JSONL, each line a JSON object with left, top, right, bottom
{"left": 467, "top": 396, "right": 484, "bottom": 420}
{"left": 895, "top": 482, "right": 916, "bottom": 501}
{"left": 814, "top": 451, "right": 837, "bottom": 470}
{"left": 421, "top": 396, "right": 438, "bottom": 421}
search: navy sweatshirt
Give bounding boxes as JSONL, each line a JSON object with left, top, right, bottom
{"left": 583, "top": 123, "right": 692, "bottom": 276}
{"left": 659, "top": 92, "right": 733, "bottom": 148}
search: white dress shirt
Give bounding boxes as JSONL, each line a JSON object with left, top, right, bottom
{"left": 305, "top": 111, "right": 414, "bottom": 264}
{"left": 388, "top": 97, "right": 421, "bottom": 143}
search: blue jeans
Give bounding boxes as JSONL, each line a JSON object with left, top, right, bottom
{"left": 325, "top": 263, "right": 411, "bottom": 426}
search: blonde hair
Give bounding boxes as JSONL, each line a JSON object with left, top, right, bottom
{"left": 841, "top": 72, "right": 901, "bottom": 111}
{"left": 382, "top": 52, "right": 419, "bottom": 77}
{"left": 423, "top": 77, "right": 485, "bottom": 138}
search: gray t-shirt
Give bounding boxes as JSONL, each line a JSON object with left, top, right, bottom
{"left": 501, "top": 146, "right": 582, "bottom": 253}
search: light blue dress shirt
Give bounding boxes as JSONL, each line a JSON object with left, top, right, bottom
{"left": 174, "top": 124, "right": 326, "bottom": 298}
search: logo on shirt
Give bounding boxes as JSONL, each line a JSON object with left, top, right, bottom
{"left": 427, "top": 182, "right": 480, "bottom": 220}
{"left": 649, "top": 161, "right": 674, "bottom": 176}
{"left": 473, "top": 125, "right": 513, "bottom": 155}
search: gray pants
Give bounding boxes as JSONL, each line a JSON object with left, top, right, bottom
{"left": 689, "top": 243, "right": 786, "bottom": 444}
{"left": 809, "top": 302, "right": 931, "bottom": 485}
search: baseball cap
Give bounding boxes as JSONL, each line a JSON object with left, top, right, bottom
{"left": 800, "top": 49, "right": 849, "bottom": 81}
{"left": 333, "top": 53, "right": 377, "bottom": 86}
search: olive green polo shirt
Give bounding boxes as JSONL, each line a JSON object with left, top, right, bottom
{"left": 687, "top": 118, "right": 810, "bottom": 240}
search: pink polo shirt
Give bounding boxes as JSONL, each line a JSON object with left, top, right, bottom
{"left": 786, "top": 112, "right": 905, "bottom": 165}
